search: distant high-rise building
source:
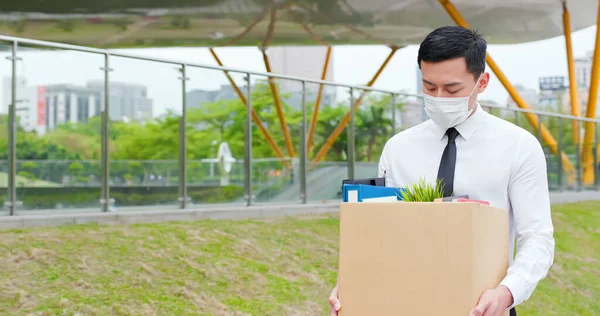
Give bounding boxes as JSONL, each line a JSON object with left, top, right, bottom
{"left": 573, "top": 51, "right": 600, "bottom": 117}
{"left": 415, "top": 67, "right": 426, "bottom": 122}
{"left": 43, "top": 84, "right": 101, "bottom": 134}
{"left": 266, "top": 46, "right": 337, "bottom": 109}
{"left": 86, "top": 80, "right": 153, "bottom": 122}
{"left": 2, "top": 78, "right": 153, "bottom": 135}
{"left": 506, "top": 84, "right": 539, "bottom": 109}
{"left": 400, "top": 98, "right": 426, "bottom": 129}
{"left": 575, "top": 51, "right": 593, "bottom": 89}
{"left": 2, "top": 77, "right": 48, "bottom": 133}
{"left": 416, "top": 67, "right": 423, "bottom": 95}
{"left": 186, "top": 85, "right": 239, "bottom": 109}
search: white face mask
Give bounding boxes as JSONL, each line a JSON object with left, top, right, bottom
{"left": 423, "top": 77, "right": 482, "bottom": 129}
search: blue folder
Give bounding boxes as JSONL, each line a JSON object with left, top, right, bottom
{"left": 342, "top": 184, "right": 404, "bottom": 202}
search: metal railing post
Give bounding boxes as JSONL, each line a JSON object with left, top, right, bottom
{"left": 4, "top": 35, "right": 600, "bottom": 205}
{"left": 179, "top": 64, "right": 188, "bottom": 209}
{"left": 575, "top": 120, "right": 582, "bottom": 191}
{"left": 300, "top": 81, "right": 307, "bottom": 204}
{"left": 100, "top": 53, "right": 112, "bottom": 212}
{"left": 6, "top": 41, "right": 19, "bottom": 215}
{"left": 557, "top": 117, "right": 563, "bottom": 192}
{"left": 347, "top": 88, "right": 355, "bottom": 180}
{"left": 244, "top": 73, "right": 253, "bottom": 206}
{"left": 391, "top": 93, "right": 396, "bottom": 136}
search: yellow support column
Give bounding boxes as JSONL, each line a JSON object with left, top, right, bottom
{"left": 260, "top": 7, "right": 296, "bottom": 158}
{"left": 219, "top": 10, "right": 267, "bottom": 47}
{"left": 581, "top": 1, "right": 600, "bottom": 184}
{"left": 285, "top": 7, "right": 332, "bottom": 155}
{"left": 308, "top": 46, "right": 332, "bottom": 154}
{"left": 438, "top": 0, "right": 577, "bottom": 185}
{"left": 206, "top": 8, "right": 290, "bottom": 166}
{"left": 261, "top": 48, "right": 296, "bottom": 158}
{"left": 563, "top": 0, "right": 581, "bottom": 143}
{"left": 209, "top": 48, "right": 288, "bottom": 165}
{"left": 311, "top": 46, "right": 398, "bottom": 165}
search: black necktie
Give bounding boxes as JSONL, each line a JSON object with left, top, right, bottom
{"left": 437, "top": 128, "right": 459, "bottom": 197}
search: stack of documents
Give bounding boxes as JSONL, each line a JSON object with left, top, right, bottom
{"left": 342, "top": 184, "right": 404, "bottom": 202}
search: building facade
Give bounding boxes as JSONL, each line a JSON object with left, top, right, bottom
{"left": 86, "top": 80, "right": 153, "bottom": 122}
{"left": 266, "top": 46, "right": 337, "bottom": 109}
{"left": 2, "top": 78, "right": 153, "bottom": 134}
{"left": 506, "top": 84, "right": 540, "bottom": 109}
{"left": 575, "top": 51, "right": 593, "bottom": 89}
{"left": 43, "top": 84, "right": 101, "bottom": 134}
{"left": 186, "top": 85, "right": 238, "bottom": 109}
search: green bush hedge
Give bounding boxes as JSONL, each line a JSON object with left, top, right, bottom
{"left": 0, "top": 185, "right": 244, "bottom": 210}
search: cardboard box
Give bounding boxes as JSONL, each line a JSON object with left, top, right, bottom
{"left": 338, "top": 202, "right": 509, "bottom": 316}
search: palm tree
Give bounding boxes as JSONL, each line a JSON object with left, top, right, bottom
{"left": 313, "top": 105, "right": 348, "bottom": 161}
{"left": 356, "top": 105, "right": 392, "bottom": 161}
{"left": 355, "top": 93, "right": 400, "bottom": 162}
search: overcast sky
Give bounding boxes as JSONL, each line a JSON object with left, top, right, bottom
{"left": 0, "top": 25, "right": 598, "bottom": 117}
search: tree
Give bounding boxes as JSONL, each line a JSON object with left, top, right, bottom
{"left": 311, "top": 105, "right": 348, "bottom": 161}
{"left": 111, "top": 113, "right": 180, "bottom": 183}
{"left": 355, "top": 95, "right": 396, "bottom": 162}
{"left": 67, "top": 161, "right": 89, "bottom": 185}
{"left": 0, "top": 82, "right": 404, "bottom": 190}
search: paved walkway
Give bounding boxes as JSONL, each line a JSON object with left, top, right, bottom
{"left": 0, "top": 191, "right": 598, "bottom": 230}
{"left": 550, "top": 190, "right": 600, "bottom": 204}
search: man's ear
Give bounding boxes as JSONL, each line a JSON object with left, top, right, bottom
{"left": 477, "top": 72, "right": 490, "bottom": 93}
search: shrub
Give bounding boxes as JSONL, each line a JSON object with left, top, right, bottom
{"left": 399, "top": 178, "right": 446, "bottom": 202}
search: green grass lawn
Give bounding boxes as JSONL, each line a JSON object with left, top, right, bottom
{"left": 0, "top": 201, "right": 598, "bottom": 315}
{"left": 0, "top": 172, "right": 60, "bottom": 188}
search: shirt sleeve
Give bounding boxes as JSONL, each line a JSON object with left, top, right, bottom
{"left": 378, "top": 140, "right": 393, "bottom": 186}
{"left": 499, "top": 132, "right": 555, "bottom": 308}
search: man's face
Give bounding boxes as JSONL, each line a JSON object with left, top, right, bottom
{"left": 420, "top": 57, "right": 489, "bottom": 110}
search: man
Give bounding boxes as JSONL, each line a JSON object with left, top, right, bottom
{"left": 329, "top": 26, "right": 555, "bottom": 316}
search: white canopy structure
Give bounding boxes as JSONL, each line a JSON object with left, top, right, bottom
{"left": 0, "top": 0, "right": 595, "bottom": 46}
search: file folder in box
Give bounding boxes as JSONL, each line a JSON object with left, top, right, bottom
{"left": 342, "top": 184, "right": 403, "bottom": 202}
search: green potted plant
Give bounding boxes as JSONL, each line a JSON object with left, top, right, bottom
{"left": 398, "top": 178, "right": 447, "bottom": 202}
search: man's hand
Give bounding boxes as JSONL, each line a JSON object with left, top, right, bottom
{"left": 470, "top": 286, "right": 514, "bottom": 316}
{"left": 329, "top": 284, "right": 341, "bottom": 316}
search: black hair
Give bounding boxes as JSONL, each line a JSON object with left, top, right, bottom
{"left": 417, "top": 26, "right": 487, "bottom": 80}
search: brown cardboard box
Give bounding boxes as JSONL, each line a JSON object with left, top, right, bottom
{"left": 338, "top": 202, "right": 509, "bottom": 316}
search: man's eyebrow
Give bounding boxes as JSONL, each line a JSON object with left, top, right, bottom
{"left": 422, "top": 79, "right": 464, "bottom": 87}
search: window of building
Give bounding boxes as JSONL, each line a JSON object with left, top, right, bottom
{"left": 65, "top": 93, "right": 71, "bottom": 123}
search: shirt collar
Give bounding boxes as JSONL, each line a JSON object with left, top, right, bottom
{"left": 434, "top": 102, "right": 486, "bottom": 141}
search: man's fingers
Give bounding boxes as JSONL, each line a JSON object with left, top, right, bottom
{"left": 329, "top": 296, "right": 341, "bottom": 310}
{"left": 334, "top": 300, "right": 341, "bottom": 311}
{"left": 328, "top": 295, "right": 336, "bottom": 306}
{"left": 329, "top": 297, "right": 340, "bottom": 316}
{"left": 329, "top": 306, "right": 338, "bottom": 316}
{"left": 330, "top": 285, "right": 339, "bottom": 296}
{"left": 470, "top": 300, "right": 491, "bottom": 316}
{"left": 329, "top": 284, "right": 340, "bottom": 315}
{"left": 470, "top": 307, "right": 483, "bottom": 316}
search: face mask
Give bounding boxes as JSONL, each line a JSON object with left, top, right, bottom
{"left": 423, "top": 76, "right": 481, "bottom": 129}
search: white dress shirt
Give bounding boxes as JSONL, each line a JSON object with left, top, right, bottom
{"left": 377, "top": 103, "right": 555, "bottom": 308}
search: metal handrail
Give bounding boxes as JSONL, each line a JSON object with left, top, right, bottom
{"left": 3, "top": 34, "right": 600, "bottom": 123}
{"left": 0, "top": 35, "right": 398, "bottom": 94}
{"left": 2, "top": 35, "right": 599, "bottom": 214}
{"left": 479, "top": 101, "right": 600, "bottom": 123}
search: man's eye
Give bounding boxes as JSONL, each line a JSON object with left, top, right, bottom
{"left": 427, "top": 87, "right": 436, "bottom": 92}
{"left": 448, "top": 90, "right": 460, "bottom": 94}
